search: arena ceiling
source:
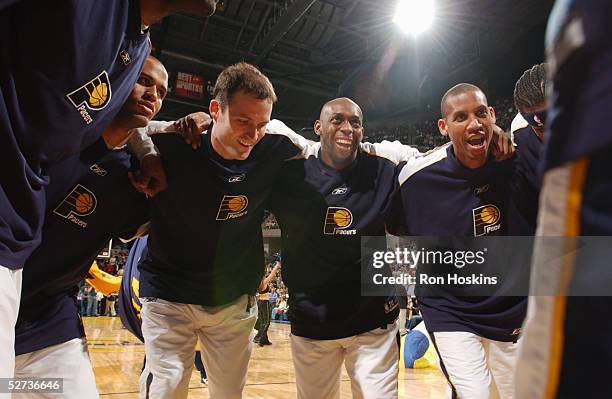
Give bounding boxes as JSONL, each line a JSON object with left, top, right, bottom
{"left": 151, "top": 0, "right": 555, "bottom": 131}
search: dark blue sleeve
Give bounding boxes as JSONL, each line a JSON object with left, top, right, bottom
{"left": 385, "top": 162, "right": 408, "bottom": 236}
{"left": 509, "top": 137, "right": 543, "bottom": 233}
{"left": 2, "top": 0, "right": 149, "bottom": 164}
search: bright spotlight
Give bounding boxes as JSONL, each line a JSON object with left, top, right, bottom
{"left": 393, "top": 0, "right": 435, "bottom": 36}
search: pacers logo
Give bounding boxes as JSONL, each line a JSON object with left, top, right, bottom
{"left": 216, "top": 195, "right": 249, "bottom": 220}
{"left": 323, "top": 207, "right": 356, "bottom": 235}
{"left": 66, "top": 71, "right": 112, "bottom": 125}
{"left": 473, "top": 204, "right": 501, "bottom": 236}
{"left": 53, "top": 184, "right": 97, "bottom": 228}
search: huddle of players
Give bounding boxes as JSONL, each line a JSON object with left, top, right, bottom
{"left": 8, "top": 33, "right": 545, "bottom": 399}
{"left": 28, "top": 59, "right": 548, "bottom": 397}
{"left": 5, "top": 1, "right": 603, "bottom": 399}
{"left": 9, "top": 49, "right": 541, "bottom": 399}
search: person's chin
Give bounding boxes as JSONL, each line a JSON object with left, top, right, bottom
{"left": 124, "top": 114, "right": 150, "bottom": 130}
{"left": 117, "top": 114, "right": 150, "bottom": 129}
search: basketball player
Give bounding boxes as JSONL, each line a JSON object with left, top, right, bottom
{"left": 267, "top": 97, "right": 412, "bottom": 399}
{"left": 516, "top": 1, "right": 612, "bottom": 397}
{"left": 512, "top": 63, "right": 548, "bottom": 142}
{"left": 13, "top": 56, "right": 169, "bottom": 398}
{"left": 138, "top": 62, "right": 311, "bottom": 399}
{"left": 0, "top": 0, "right": 219, "bottom": 380}
{"left": 141, "top": 94, "right": 510, "bottom": 397}
{"left": 392, "top": 83, "right": 541, "bottom": 399}
{"left": 509, "top": 63, "right": 548, "bottom": 233}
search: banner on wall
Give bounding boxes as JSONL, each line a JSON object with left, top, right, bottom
{"left": 175, "top": 72, "right": 204, "bottom": 100}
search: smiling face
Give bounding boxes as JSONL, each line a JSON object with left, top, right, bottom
{"left": 438, "top": 89, "right": 496, "bottom": 169}
{"left": 315, "top": 97, "right": 364, "bottom": 171}
{"left": 114, "top": 57, "right": 168, "bottom": 130}
{"left": 209, "top": 89, "right": 273, "bottom": 160}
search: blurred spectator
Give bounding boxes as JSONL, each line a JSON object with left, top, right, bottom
{"left": 85, "top": 286, "right": 98, "bottom": 317}
{"left": 105, "top": 293, "right": 117, "bottom": 317}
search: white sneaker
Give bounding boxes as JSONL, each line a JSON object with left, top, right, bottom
{"left": 201, "top": 377, "right": 208, "bottom": 385}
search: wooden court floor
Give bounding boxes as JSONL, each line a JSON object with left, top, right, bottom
{"left": 87, "top": 316, "right": 447, "bottom": 398}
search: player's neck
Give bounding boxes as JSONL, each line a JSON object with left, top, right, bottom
{"left": 455, "top": 151, "right": 487, "bottom": 169}
{"left": 320, "top": 152, "right": 357, "bottom": 171}
{"left": 210, "top": 126, "right": 233, "bottom": 160}
{"left": 102, "top": 125, "right": 132, "bottom": 149}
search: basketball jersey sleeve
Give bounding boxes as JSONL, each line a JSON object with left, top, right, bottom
{"left": 127, "top": 120, "right": 176, "bottom": 160}
{"left": 265, "top": 119, "right": 317, "bottom": 159}
{"left": 362, "top": 140, "right": 422, "bottom": 164}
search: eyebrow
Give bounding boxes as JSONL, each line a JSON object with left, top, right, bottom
{"left": 330, "top": 112, "right": 361, "bottom": 120}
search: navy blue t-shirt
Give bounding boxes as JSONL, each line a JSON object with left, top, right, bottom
{"left": 395, "top": 144, "right": 539, "bottom": 341}
{"left": 15, "top": 138, "right": 147, "bottom": 355}
{"left": 140, "top": 128, "right": 308, "bottom": 307}
{"left": 269, "top": 144, "right": 401, "bottom": 340}
{"left": 0, "top": 0, "right": 149, "bottom": 268}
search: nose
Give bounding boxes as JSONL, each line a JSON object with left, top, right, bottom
{"left": 142, "top": 87, "right": 159, "bottom": 103}
{"left": 244, "top": 124, "right": 259, "bottom": 140}
{"left": 467, "top": 115, "right": 483, "bottom": 131}
{"left": 339, "top": 119, "right": 353, "bottom": 134}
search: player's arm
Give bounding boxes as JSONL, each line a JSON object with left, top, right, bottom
{"left": 490, "top": 124, "right": 515, "bottom": 161}
{"left": 363, "top": 140, "right": 422, "bottom": 164}
{"left": 362, "top": 123, "right": 513, "bottom": 164}
{"left": 509, "top": 127, "right": 543, "bottom": 227}
{"left": 258, "top": 261, "right": 281, "bottom": 292}
{"left": 384, "top": 164, "right": 409, "bottom": 236}
{"left": 126, "top": 112, "right": 212, "bottom": 196}
{"left": 127, "top": 112, "right": 212, "bottom": 159}
{"left": 265, "top": 119, "right": 318, "bottom": 160}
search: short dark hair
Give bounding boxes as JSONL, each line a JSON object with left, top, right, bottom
{"left": 440, "top": 83, "right": 487, "bottom": 118}
{"left": 514, "top": 63, "right": 547, "bottom": 112}
{"left": 213, "top": 62, "right": 277, "bottom": 109}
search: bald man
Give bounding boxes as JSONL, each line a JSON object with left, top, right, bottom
{"left": 268, "top": 97, "right": 420, "bottom": 399}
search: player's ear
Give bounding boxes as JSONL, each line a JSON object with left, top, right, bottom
{"left": 314, "top": 120, "right": 322, "bottom": 137}
{"left": 488, "top": 106, "right": 496, "bottom": 124}
{"left": 438, "top": 118, "right": 448, "bottom": 136}
{"left": 209, "top": 99, "right": 220, "bottom": 121}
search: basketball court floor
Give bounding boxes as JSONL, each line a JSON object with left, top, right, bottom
{"left": 87, "top": 317, "right": 447, "bottom": 398}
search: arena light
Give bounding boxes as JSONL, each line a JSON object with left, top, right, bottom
{"left": 393, "top": 0, "right": 435, "bottom": 37}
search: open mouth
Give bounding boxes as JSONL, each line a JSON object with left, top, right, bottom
{"left": 467, "top": 135, "right": 486, "bottom": 150}
{"left": 335, "top": 138, "right": 352, "bottom": 150}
